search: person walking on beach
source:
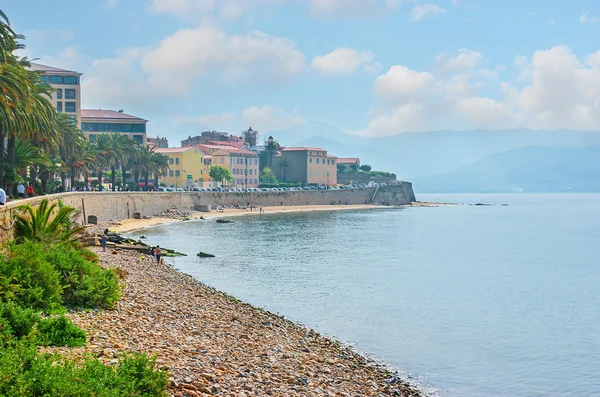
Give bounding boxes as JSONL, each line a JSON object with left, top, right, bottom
{"left": 101, "top": 232, "right": 108, "bottom": 252}
{"left": 17, "top": 183, "right": 25, "bottom": 199}
{"left": 153, "top": 246, "right": 162, "bottom": 264}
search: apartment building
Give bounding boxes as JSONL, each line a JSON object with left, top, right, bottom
{"left": 81, "top": 109, "right": 147, "bottom": 145}
{"left": 211, "top": 147, "right": 260, "bottom": 188}
{"left": 155, "top": 146, "right": 211, "bottom": 188}
{"left": 30, "top": 63, "right": 82, "bottom": 127}
{"left": 276, "top": 147, "right": 338, "bottom": 186}
{"left": 147, "top": 136, "right": 169, "bottom": 148}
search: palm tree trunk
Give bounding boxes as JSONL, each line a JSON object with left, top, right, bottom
{"left": 98, "top": 170, "right": 103, "bottom": 190}
{"left": 40, "top": 170, "right": 49, "bottom": 194}
{"left": 111, "top": 165, "right": 116, "bottom": 191}
{"left": 6, "top": 134, "right": 16, "bottom": 195}
{"left": 144, "top": 172, "right": 149, "bottom": 190}
{"left": 0, "top": 129, "right": 4, "bottom": 189}
{"left": 134, "top": 172, "right": 139, "bottom": 191}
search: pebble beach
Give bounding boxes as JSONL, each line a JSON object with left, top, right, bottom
{"left": 44, "top": 246, "right": 423, "bottom": 397}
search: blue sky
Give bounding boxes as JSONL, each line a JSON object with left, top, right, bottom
{"left": 3, "top": 0, "right": 600, "bottom": 144}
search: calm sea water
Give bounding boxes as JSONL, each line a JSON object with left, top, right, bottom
{"left": 127, "top": 194, "right": 600, "bottom": 397}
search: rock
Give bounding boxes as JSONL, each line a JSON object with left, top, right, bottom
{"left": 197, "top": 252, "right": 215, "bottom": 258}
{"left": 216, "top": 219, "right": 233, "bottom": 224}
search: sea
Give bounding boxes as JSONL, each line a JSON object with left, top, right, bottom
{"left": 126, "top": 193, "right": 600, "bottom": 397}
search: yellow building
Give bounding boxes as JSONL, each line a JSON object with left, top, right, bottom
{"left": 155, "top": 147, "right": 211, "bottom": 188}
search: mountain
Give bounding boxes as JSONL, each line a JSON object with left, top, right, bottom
{"left": 268, "top": 122, "right": 600, "bottom": 180}
{"left": 412, "top": 146, "right": 600, "bottom": 193}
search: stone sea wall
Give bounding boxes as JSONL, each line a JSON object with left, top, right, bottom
{"left": 0, "top": 183, "right": 415, "bottom": 229}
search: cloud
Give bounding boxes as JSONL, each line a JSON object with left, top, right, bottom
{"left": 436, "top": 50, "right": 484, "bottom": 75}
{"left": 141, "top": 24, "right": 305, "bottom": 93}
{"left": 357, "top": 46, "right": 600, "bottom": 136}
{"left": 308, "top": 0, "right": 403, "bottom": 19}
{"left": 172, "top": 112, "right": 237, "bottom": 128}
{"left": 311, "top": 48, "right": 374, "bottom": 75}
{"left": 580, "top": 11, "right": 600, "bottom": 24}
{"left": 242, "top": 106, "right": 304, "bottom": 131}
{"left": 104, "top": 0, "right": 119, "bottom": 8}
{"left": 411, "top": 4, "right": 446, "bottom": 21}
{"left": 148, "top": 0, "right": 287, "bottom": 20}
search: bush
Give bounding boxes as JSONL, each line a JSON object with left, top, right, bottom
{"left": 36, "top": 315, "right": 86, "bottom": 347}
{"left": 0, "top": 301, "right": 40, "bottom": 343}
{"left": 45, "top": 244, "right": 120, "bottom": 309}
{"left": 0, "top": 344, "right": 169, "bottom": 397}
{"left": 0, "top": 241, "right": 64, "bottom": 313}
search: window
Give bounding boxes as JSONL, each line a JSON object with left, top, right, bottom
{"left": 65, "top": 89, "right": 76, "bottom": 99}
{"left": 220, "top": 158, "right": 224, "bottom": 164}
{"left": 316, "top": 158, "right": 319, "bottom": 164}
{"left": 254, "top": 178, "right": 258, "bottom": 184}
{"left": 254, "top": 159, "right": 257, "bottom": 165}
{"left": 175, "top": 170, "right": 180, "bottom": 177}
{"left": 169, "top": 158, "right": 174, "bottom": 165}
{"left": 41, "top": 75, "right": 79, "bottom": 85}
{"left": 63, "top": 76, "right": 79, "bottom": 84}
{"left": 249, "top": 169, "right": 252, "bottom": 175}
{"left": 310, "top": 171, "right": 312, "bottom": 177}
{"left": 132, "top": 135, "right": 143, "bottom": 145}
{"left": 169, "top": 170, "right": 174, "bottom": 177}
{"left": 65, "top": 102, "right": 76, "bottom": 112}
{"left": 80, "top": 123, "right": 146, "bottom": 133}
{"left": 56, "top": 102, "right": 62, "bottom": 112}
{"left": 56, "top": 89, "right": 62, "bottom": 99}
{"left": 175, "top": 158, "right": 179, "bottom": 165}
{"left": 327, "top": 172, "right": 330, "bottom": 176}
{"left": 332, "top": 160, "right": 335, "bottom": 165}
{"left": 309, "top": 158, "right": 312, "bottom": 163}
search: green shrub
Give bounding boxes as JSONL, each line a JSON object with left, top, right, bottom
{"left": 36, "top": 315, "right": 86, "bottom": 347}
{"left": 0, "top": 343, "right": 169, "bottom": 397}
{"left": 45, "top": 244, "right": 120, "bottom": 309}
{"left": 0, "top": 241, "right": 64, "bottom": 313}
{"left": 0, "top": 301, "right": 40, "bottom": 342}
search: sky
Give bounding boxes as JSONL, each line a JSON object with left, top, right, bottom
{"left": 3, "top": 0, "right": 600, "bottom": 144}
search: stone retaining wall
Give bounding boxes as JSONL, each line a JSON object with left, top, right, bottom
{"left": 0, "top": 183, "right": 415, "bottom": 234}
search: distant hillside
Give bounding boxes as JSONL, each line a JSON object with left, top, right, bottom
{"left": 268, "top": 122, "right": 600, "bottom": 180}
{"left": 412, "top": 146, "right": 600, "bottom": 193}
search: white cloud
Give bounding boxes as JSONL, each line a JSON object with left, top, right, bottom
{"left": 104, "top": 0, "right": 119, "bottom": 8}
{"left": 148, "top": 0, "right": 287, "bottom": 20}
{"left": 580, "top": 11, "right": 600, "bottom": 24}
{"left": 308, "top": 0, "right": 403, "bottom": 18}
{"left": 172, "top": 113, "right": 237, "bottom": 128}
{"left": 436, "top": 50, "right": 484, "bottom": 75}
{"left": 141, "top": 24, "right": 305, "bottom": 93}
{"left": 311, "top": 48, "right": 374, "bottom": 75}
{"left": 411, "top": 4, "right": 446, "bottom": 21}
{"left": 357, "top": 46, "right": 600, "bottom": 136}
{"left": 242, "top": 106, "right": 304, "bottom": 131}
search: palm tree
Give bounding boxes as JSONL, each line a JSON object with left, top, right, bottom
{"left": 277, "top": 157, "right": 291, "bottom": 182}
{"left": 265, "top": 137, "right": 277, "bottom": 167}
{"left": 90, "top": 134, "right": 113, "bottom": 189}
{"left": 107, "top": 133, "right": 135, "bottom": 191}
{"left": 151, "top": 151, "right": 169, "bottom": 188}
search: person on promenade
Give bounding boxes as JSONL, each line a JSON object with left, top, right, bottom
{"left": 27, "top": 184, "right": 34, "bottom": 198}
{"left": 101, "top": 232, "right": 108, "bottom": 252}
{"left": 17, "top": 183, "right": 25, "bottom": 199}
{"left": 153, "top": 246, "right": 162, "bottom": 264}
{"left": 0, "top": 188, "right": 6, "bottom": 206}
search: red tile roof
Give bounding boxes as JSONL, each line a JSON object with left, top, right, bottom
{"left": 213, "top": 148, "right": 257, "bottom": 156}
{"left": 282, "top": 147, "right": 327, "bottom": 152}
{"left": 337, "top": 158, "right": 360, "bottom": 164}
{"left": 155, "top": 147, "right": 196, "bottom": 154}
{"left": 29, "top": 63, "right": 81, "bottom": 75}
{"left": 81, "top": 109, "right": 147, "bottom": 121}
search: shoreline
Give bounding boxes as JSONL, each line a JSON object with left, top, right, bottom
{"left": 109, "top": 204, "right": 401, "bottom": 234}
{"left": 46, "top": 247, "right": 425, "bottom": 396}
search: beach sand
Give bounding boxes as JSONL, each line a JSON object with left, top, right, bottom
{"left": 110, "top": 204, "right": 394, "bottom": 234}
{"left": 44, "top": 247, "right": 423, "bottom": 396}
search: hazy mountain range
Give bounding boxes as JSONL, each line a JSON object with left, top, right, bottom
{"left": 268, "top": 121, "right": 600, "bottom": 193}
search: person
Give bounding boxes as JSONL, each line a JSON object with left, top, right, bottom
{"left": 153, "top": 246, "right": 162, "bottom": 264}
{"left": 101, "top": 232, "right": 108, "bottom": 252}
{"left": 17, "top": 183, "right": 25, "bottom": 199}
{"left": 0, "top": 187, "right": 6, "bottom": 206}
{"left": 27, "top": 184, "right": 34, "bottom": 198}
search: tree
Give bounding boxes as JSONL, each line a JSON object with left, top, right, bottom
{"left": 337, "top": 163, "right": 346, "bottom": 173}
{"left": 349, "top": 164, "right": 359, "bottom": 172}
{"left": 209, "top": 165, "right": 233, "bottom": 186}
{"left": 260, "top": 167, "right": 277, "bottom": 184}
{"left": 14, "top": 198, "right": 84, "bottom": 245}
{"left": 359, "top": 164, "right": 372, "bottom": 172}
{"left": 265, "top": 139, "right": 277, "bottom": 167}
{"left": 277, "top": 157, "right": 290, "bottom": 182}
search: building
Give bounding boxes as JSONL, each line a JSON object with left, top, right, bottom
{"left": 211, "top": 147, "right": 260, "bottom": 188}
{"left": 242, "top": 127, "right": 259, "bottom": 147}
{"left": 275, "top": 147, "right": 337, "bottom": 186}
{"left": 30, "top": 63, "right": 82, "bottom": 127}
{"left": 147, "top": 136, "right": 169, "bottom": 148}
{"left": 155, "top": 147, "right": 211, "bottom": 188}
{"left": 81, "top": 109, "right": 148, "bottom": 145}
{"left": 181, "top": 131, "right": 244, "bottom": 147}
{"left": 337, "top": 158, "right": 360, "bottom": 170}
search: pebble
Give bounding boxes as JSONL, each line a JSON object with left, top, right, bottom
{"left": 41, "top": 248, "right": 423, "bottom": 397}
